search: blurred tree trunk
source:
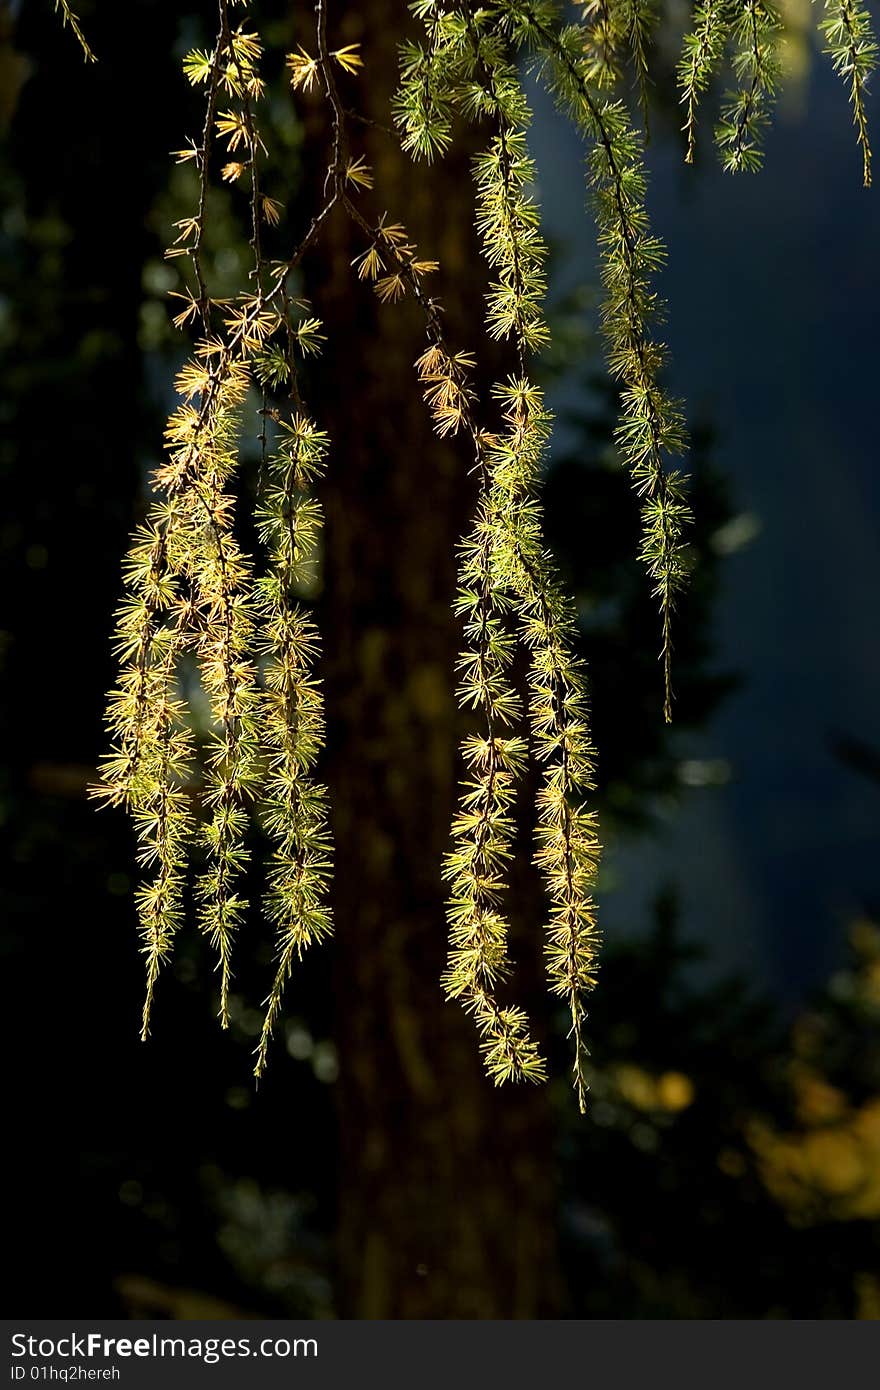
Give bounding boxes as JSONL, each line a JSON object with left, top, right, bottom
{"left": 301, "top": 1, "right": 564, "bottom": 1318}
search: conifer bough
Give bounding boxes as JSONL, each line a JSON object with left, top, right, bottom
{"left": 78, "top": 0, "right": 875, "bottom": 1111}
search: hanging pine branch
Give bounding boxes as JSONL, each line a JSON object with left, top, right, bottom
{"left": 819, "top": 0, "right": 877, "bottom": 187}
{"left": 52, "top": 0, "right": 95, "bottom": 61}
{"left": 252, "top": 408, "right": 333, "bottom": 1079}
{"left": 715, "top": 1, "right": 782, "bottom": 173}
{"left": 678, "top": 0, "right": 734, "bottom": 163}
{"left": 495, "top": 4, "right": 691, "bottom": 721}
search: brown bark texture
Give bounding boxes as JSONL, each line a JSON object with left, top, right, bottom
{"left": 298, "top": 0, "right": 565, "bottom": 1319}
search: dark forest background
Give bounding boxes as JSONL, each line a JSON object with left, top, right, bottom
{"left": 1, "top": 0, "right": 879, "bottom": 1318}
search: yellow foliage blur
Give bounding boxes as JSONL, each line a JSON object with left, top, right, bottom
{"left": 612, "top": 1064, "right": 695, "bottom": 1114}
{"left": 746, "top": 921, "right": 880, "bottom": 1224}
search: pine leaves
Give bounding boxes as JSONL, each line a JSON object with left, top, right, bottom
{"left": 252, "top": 415, "right": 333, "bottom": 1079}
{"left": 97, "top": 348, "right": 255, "bottom": 1033}
{"left": 579, "top": 0, "right": 660, "bottom": 132}
{"left": 97, "top": 3, "right": 333, "bottom": 1063}
{"left": 170, "top": 354, "right": 259, "bottom": 1028}
{"left": 93, "top": 0, "right": 874, "bottom": 1111}
{"left": 678, "top": 0, "right": 734, "bottom": 163}
{"left": 522, "top": 13, "right": 691, "bottom": 722}
{"left": 677, "top": 0, "right": 876, "bottom": 183}
{"left": 473, "top": 120, "right": 550, "bottom": 353}
{"left": 820, "top": 0, "right": 878, "bottom": 187}
{"left": 398, "top": 4, "right": 601, "bottom": 1104}
{"left": 715, "top": 1, "right": 782, "bottom": 174}
{"left": 488, "top": 380, "right": 602, "bottom": 1110}
{"left": 98, "top": 543, "right": 194, "bottom": 1039}
{"left": 443, "top": 515, "right": 544, "bottom": 1082}
{"left": 54, "top": 0, "right": 96, "bottom": 62}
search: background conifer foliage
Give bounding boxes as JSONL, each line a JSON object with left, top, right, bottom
{"left": 1, "top": 0, "right": 878, "bottom": 1319}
